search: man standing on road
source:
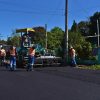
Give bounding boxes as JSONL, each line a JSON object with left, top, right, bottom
{"left": 9, "top": 46, "right": 17, "bottom": 71}
{"left": 27, "top": 46, "right": 35, "bottom": 71}
{"left": 69, "top": 46, "right": 77, "bottom": 67}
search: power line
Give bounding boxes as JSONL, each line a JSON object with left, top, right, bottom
{"left": 0, "top": 0, "right": 99, "bottom": 17}
{"left": 46, "top": 0, "right": 64, "bottom": 25}
{"left": 0, "top": 0, "right": 65, "bottom": 18}
{"left": 0, "top": 0, "right": 64, "bottom": 16}
{"left": 0, "top": 1, "right": 65, "bottom": 13}
{"left": 0, "top": 8, "right": 64, "bottom": 16}
{"left": 68, "top": 4, "right": 100, "bottom": 16}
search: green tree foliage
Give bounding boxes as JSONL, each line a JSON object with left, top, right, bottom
{"left": 76, "top": 42, "right": 92, "bottom": 60}
{"left": 86, "top": 12, "right": 100, "bottom": 45}
{"left": 47, "top": 27, "right": 64, "bottom": 50}
{"left": 0, "top": 40, "right": 7, "bottom": 44}
{"left": 71, "top": 20, "right": 78, "bottom": 32}
{"left": 31, "top": 26, "right": 46, "bottom": 47}
{"left": 46, "top": 27, "right": 64, "bottom": 57}
{"left": 69, "top": 21, "right": 93, "bottom": 60}
{"left": 69, "top": 31, "right": 93, "bottom": 59}
{"left": 6, "top": 37, "right": 12, "bottom": 45}
{"left": 89, "top": 12, "right": 100, "bottom": 35}
{"left": 7, "top": 31, "right": 20, "bottom": 47}
{"left": 68, "top": 31, "right": 85, "bottom": 47}
{"left": 7, "top": 36, "right": 20, "bottom": 47}
{"left": 69, "top": 20, "right": 85, "bottom": 49}
{"left": 78, "top": 21, "right": 90, "bottom": 36}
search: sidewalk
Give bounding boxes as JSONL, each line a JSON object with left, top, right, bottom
{"left": 35, "top": 66, "right": 100, "bottom": 85}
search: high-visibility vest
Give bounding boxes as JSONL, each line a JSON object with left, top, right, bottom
{"left": 29, "top": 48, "right": 35, "bottom": 56}
{"left": 10, "top": 48, "right": 16, "bottom": 56}
{"left": 1, "top": 49, "right": 6, "bottom": 56}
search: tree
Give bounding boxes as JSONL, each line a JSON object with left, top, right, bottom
{"left": 78, "top": 21, "right": 90, "bottom": 36}
{"left": 7, "top": 31, "right": 20, "bottom": 47}
{"left": 68, "top": 31, "right": 85, "bottom": 47}
{"left": 68, "top": 30, "right": 92, "bottom": 60}
{"left": 0, "top": 40, "right": 7, "bottom": 44}
{"left": 71, "top": 20, "right": 78, "bottom": 32}
{"left": 7, "top": 36, "right": 20, "bottom": 47}
{"left": 76, "top": 42, "right": 92, "bottom": 60}
{"left": 45, "top": 27, "right": 64, "bottom": 56}
{"left": 89, "top": 12, "right": 100, "bottom": 35}
{"left": 85, "top": 12, "right": 100, "bottom": 46}
{"left": 31, "top": 26, "right": 46, "bottom": 47}
{"left": 47, "top": 27, "right": 64, "bottom": 50}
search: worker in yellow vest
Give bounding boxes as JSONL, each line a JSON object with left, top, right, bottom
{"left": 27, "top": 46, "right": 35, "bottom": 71}
{"left": 9, "top": 46, "right": 17, "bottom": 71}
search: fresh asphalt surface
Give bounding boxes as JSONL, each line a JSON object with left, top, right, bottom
{"left": 0, "top": 66, "right": 100, "bottom": 100}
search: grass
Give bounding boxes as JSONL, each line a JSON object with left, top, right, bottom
{"left": 78, "top": 65, "right": 100, "bottom": 70}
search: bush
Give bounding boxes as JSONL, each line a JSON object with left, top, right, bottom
{"left": 76, "top": 42, "right": 92, "bottom": 60}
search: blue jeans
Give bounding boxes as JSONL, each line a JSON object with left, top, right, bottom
{"left": 71, "top": 57, "right": 77, "bottom": 66}
{"left": 10, "top": 56, "right": 16, "bottom": 71}
{"left": 27, "top": 56, "right": 35, "bottom": 71}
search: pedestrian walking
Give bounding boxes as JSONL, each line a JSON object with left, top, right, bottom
{"left": 9, "top": 46, "right": 17, "bottom": 71}
{"left": 69, "top": 46, "right": 77, "bottom": 67}
{"left": 27, "top": 46, "right": 35, "bottom": 71}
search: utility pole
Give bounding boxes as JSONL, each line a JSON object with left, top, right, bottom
{"left": 97, "top": 19, "right": 100, "bottom": 47}
{"left": 45, "top": 24, "right": 47, "bottom": 50}
{"left": 64, "top": 0, "right": 68, "bottom": 64}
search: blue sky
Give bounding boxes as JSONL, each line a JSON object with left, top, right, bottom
{"left": 0, "top": 0, "right": 100, "bottom": 40}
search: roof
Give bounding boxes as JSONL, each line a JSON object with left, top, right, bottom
{"left": 16, "top": 28, "right": 35, "bottom": 33}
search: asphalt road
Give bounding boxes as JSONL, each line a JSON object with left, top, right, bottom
{"left": 0, "top": 66, "right": 100, "bottom": 100}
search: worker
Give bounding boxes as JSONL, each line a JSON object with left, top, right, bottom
{"left": 0, "top": 47, "right": 6, "bottom": 66}
{"left": 27, "top": 46, "right": 35, "bottom": 71}
{"left": 69, "top": 46, "right": 77, "bottom": 67}
{"left": 23, "top": 35, "right": 28, "bottom": 46}
{"left": 23, "top": 34, "right": 31, "bottom": 47}
{"left": 9, "top": 46, "right": 17, "bottom": 71}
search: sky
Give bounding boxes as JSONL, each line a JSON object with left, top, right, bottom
{"left": 0, "top": 0, "right": 100, "bottom": 40}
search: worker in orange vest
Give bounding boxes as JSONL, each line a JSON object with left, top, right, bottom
{"left": 0, "top": 47, "right": 6, "bottom": 66}
{"left": 69, "top": 46, "right": 77, "bottom": 67}
{"left": 9, "top": 46, "right": 17, "bottom": 71}
{"left": 27, "top": 46, "right": 35, "bottom": 71}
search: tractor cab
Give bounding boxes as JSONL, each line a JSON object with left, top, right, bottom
{"left": 16, "top": 28, "right": 35, "bottom": 48}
